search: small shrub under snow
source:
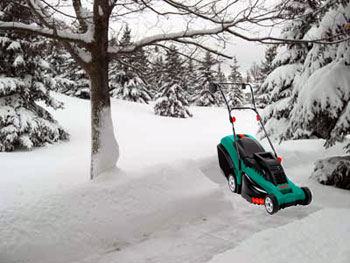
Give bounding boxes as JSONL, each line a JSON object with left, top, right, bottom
{"left": 312, "top": 156, "right": 350, "bottom": 190}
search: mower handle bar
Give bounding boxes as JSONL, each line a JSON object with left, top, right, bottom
{"left": 209, "top": 82, "right": 278, "bottom": 161}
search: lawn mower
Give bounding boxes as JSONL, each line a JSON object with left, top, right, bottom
{"left": 209, "top": 82, "right": 312, "bottom": 215}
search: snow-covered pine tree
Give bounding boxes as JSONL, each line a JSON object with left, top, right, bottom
{"left": 154, "top": 45, "right": 192, "bottom": 118}
{"left": 47, "top": 43, "right": 90, "bottom": 99}
{"left": 109, "top": 25, "right": 152, "bottom": 103}
{"left": 260, "top": 1, "right": 350, "bottom": 189}
{"left": 228, "top": 56, "right": 243, "bottom": 83}
{"left": 248, "top": 62, "right": 262, "bottom": 84}
{"left": 192, "top": 51, "right": 218, "bottom": 106}
{"left": 147, "top": 54, "right": 166, "bottom": 97}
{"left": 285, "top": 1, "right": 350, "bottom": 145}
{"left": 227, "top": 56, "right": 244, "bottom": 107}
{"left": 260, "top": 0, "right": 320, "bottom": 139}
{"left": 182, "top": 57, "right": 198, "bottom": 98}
{"left": 213, "top": 63, "right": 227, "bottom": 105}
{"left": 260, "top": 45, "right": 278, "bottom": 80}
{"left": 254, "top": 45, "right": 278, "bottom": 108}
{"left": 0, "top": 0, "right": 68, "bottom": 151}
{"left": 216, "top": 63, "right": 227, "bottom": 83}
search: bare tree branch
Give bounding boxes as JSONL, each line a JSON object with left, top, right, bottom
{"left": 172, "top": 39, "right": 232, "bottom": 59}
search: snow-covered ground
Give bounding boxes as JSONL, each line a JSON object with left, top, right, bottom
{"left": 1, "top": 94, "right": 349, "bottom": 263}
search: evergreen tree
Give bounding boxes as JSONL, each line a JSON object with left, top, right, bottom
{"left": 248, "top": 62, "right": 262, "bottom": 84}
{"left": 260, "top": 45, "right": 278, "bottom": 78}
{"left": 254, "top": 45, "right": 277, "bottom": 107}
{"left": 216, "top": 63, "right": 227, "bottom": 83}
{"left": 260, "top": 0, "right": 320, "bottom": 138}
{"left": 284, "top": 1, "right": 350, "bottom": 148}
{"left": 228, "top": 56, "right": 243, "bottom": 82}
{"left": 47, "top": 44, "right": 90, "bottom": 99}
{"left": 109, "top": 26, "right": 152, "bottom": 103}
{"left": 192, "top": 51, "right": 218, "bottom": 106}
{"left": 183, "top": 57, "right": 197, "bottom": 98}
{"left": 154, "top": 45, "right": 192, "bottom": 118}
{"left": 213, "top": 63, "right": 227, "bottom": 105}
{"left": 227, "top": 56, "right": 244, "bottom": 107}
{"left": 147, "top": 54, "right": 166, "bottom": 97}
{"left": 0, "top": 0, "right": 68, "bottom": 151}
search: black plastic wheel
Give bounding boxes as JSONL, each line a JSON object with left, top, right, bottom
{"left": 264, "top": 194, "right": 279, "bottom": 215}
{"left": 301, "top": 187, "right": 312, "bottom": 206}
{"left": 227, "top": 173, "right": 238, "bottom": 193}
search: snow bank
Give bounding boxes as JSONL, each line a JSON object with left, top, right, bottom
{"left": 209, "top": 208, "right": 350, "bottom": 263}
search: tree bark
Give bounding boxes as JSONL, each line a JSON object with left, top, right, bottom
{"left": 87, "top": 2, "right": 119, "bottom": 179}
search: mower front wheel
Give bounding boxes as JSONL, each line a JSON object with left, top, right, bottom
{"left": 264, "top": 194, "right": 279, "bottom": 215}
{"left": 228, "top": 174, "right": 238, "bottom": 193}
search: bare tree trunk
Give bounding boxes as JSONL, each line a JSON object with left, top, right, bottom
{"left": 87, "top": 3, "right": 119, "bottom": 179}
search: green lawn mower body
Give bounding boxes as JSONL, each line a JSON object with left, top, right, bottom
{"left": 209, "top": 82, "right": 312, "bottom": 215}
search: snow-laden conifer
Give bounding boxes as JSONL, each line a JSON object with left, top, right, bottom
{"left": 0, "top": 1, "right": 68, "bottom": 151}
{"left": 109, "top": 26, "right": 152, "bottom": 103}
{"left": 254, "top": 45, "right": 277, "bottom": 107}
{"left": 110, "top": 70, "right": 152, "bottom": 103}
{"left": 192, "top": 52, "right": 218, "bottom": 106}
{"left": 227, "top": 57, "right": 244, "bottom": 107}
{"left": 47, "top": 44, "right": 90, "bottom": 99}
{"left": 285, "top": 2, "right": 350, "bottom": 148}
{"left": 261, "top": 0, "right": 320, "bottom": 139}
{"left": 154, "top": 45, "right": 192, "bottom": 117}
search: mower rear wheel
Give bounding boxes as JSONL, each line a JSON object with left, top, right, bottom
{"left": 228, "top": 174, "right": 237, "bottom": 193}
{"left": 264, "top": 194, "right": 279, "bottom": 215}
{"left": 301, "top": 187, "right": 312, "bottom": 205}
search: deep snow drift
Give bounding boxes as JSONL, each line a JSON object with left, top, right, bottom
{"left": 0, "top": 94, "right": 349, "bottom": 263}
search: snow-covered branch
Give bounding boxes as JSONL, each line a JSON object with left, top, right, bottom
{"left": 227, "top": 29, "right": 350, "bottom": 45}
{"left": 0, "top": 21, "right": 92, "bottom": 44}
{"left": 108, "top": 23, "right": 235, "bottom": 54}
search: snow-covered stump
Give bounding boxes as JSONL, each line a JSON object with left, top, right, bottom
{"left": 311, "top": 156, "right": 350, "bottom": 190}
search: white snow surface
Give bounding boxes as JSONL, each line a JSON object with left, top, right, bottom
{"left": 209, "top": 208, "right": 350, "bottom": 263}
{"left": 0, "top": 94, "right": 349, "bottom": 263}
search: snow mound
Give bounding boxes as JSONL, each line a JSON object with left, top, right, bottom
{"left": 208, "top": 208, "right": 350, "bottom": 263}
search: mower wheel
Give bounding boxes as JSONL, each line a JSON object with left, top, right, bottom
{"left": 264, "top": 194, "right": 279, "bottom": 215}
{"left": 228, "top": 173, "right": 238, "bottom": 193}
{"left": 301, "top": 187, "right": 312, "bottom": 206}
